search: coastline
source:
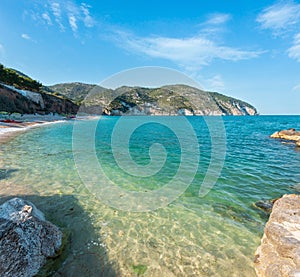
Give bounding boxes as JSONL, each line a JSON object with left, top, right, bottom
{"left": 0, "top": 114, "right": 101, "bottom": 144}
{"left": 0, "top": 115, "right": 68, "bottom": 144}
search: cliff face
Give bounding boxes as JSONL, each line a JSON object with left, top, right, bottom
{"left": 0, "top": 84, "right": 78, "bottom": 115}
{"left": 254, "top": 194, "right": 300, "bottom": 276}
{"left": 0, "top": 64, "right": 78, "bottom": 115}
{"left": 53, "top": 83, "right": 258, "bottom": 116}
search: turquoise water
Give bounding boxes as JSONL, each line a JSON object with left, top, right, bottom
{"left": 1, "top": 116, "right": 300, "bottom": 276}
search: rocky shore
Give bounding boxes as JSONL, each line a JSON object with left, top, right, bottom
{"left": 0, "top": 198, "right": 62, "bottom": 276}
{"left": 254, "top": 194, "right": 300, "bottom": 276}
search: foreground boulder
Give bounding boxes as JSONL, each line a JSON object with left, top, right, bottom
{"left": 254, "top": 194, "right": 300, "bottom": 276}
{"left": 0, "top": 198, "right": 62, "bottom": 277}
{"left": 270, "top": 128, "right": 300, "bottom": 146}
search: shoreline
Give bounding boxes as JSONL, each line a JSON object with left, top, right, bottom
{"left": 0, "top": 115, "right": 68, "bottom": 144}
{"left": 0, "top": 114, "right": 100, "bottom": 144}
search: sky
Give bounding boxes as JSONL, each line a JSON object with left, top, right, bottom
{"left": 0, "top": 0, "right": 300, "bottom": 114}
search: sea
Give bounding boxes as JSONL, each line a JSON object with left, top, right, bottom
{"left": 1, "top": 115, "right": 300, "bottom": 276}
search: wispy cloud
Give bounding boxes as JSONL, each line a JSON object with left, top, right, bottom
{"left": 65, "top": 2, "right": 95, "bottom": 34}
{"left": 111, "top": 30, "right": 263, "bottom": 70}
{"left": 108, "top": 12, "right": 261, "bottom": 70}
{"left": 288, "top": 33, "right": 300, "bottom": 61}
{"left": 257, "top": 1, "right": 300, "bottom": 35}
{"left": 42, "top": 12, "right": 52, "bottom": 25}
{"left": 198, "top": 13, "right": 232, "bottom": 38}
{"left": 26, "top": 1, "right": 95, "bottom": 35}
{"left": 68, "top": 15, "right": 77, "bottom": 32}
{"left": 257, "top": 1, "right": 300, "bottom": 62}
{"left": 50, "top": 2, "right": 64, "bottom": 30}
{"left": 206, "top": 13, "right": 231, "bottom": 25}
{"left": 81, "top": 3, "right": 95, "bottom": 28}
{"left": 21, "top": 33, "right": 31, "bottom": 40}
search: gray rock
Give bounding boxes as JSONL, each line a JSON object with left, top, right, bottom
{"left": 254, "top": 194, "right": 300, "bottom": 276}
{"left": 254, "top": 198, "right": 278, "bottom": 213}
{"left": 0, "top": 198, "right": 62, "bottom": 277}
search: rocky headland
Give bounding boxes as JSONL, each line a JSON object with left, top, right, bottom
{"left": 254, "top": 194, "right": 300, "bottom": 276}
{"left": 51, "top": 83, "right": 258, "bottom": 116}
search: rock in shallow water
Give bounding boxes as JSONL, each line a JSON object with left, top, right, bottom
{"left": 270, "top": 128, "right": 300, "bottom": 142}
{"left": 254, "top": 199, "right": 278, "bottom": 213}
{"left": 0, "top": 197, "right": 62, "bottom": 277}
{"left": 254, "top": 194, "right": 300, "bottom": 277}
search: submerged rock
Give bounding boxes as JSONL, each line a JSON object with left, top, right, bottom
{"left": 254, "top": 194, "right": 300, "bottom": 276}
{"left": 0, "top": 198, "right": 62, "bottom": 277}
{"left": 254, "top": 198, "right": 279, "bottom": 213}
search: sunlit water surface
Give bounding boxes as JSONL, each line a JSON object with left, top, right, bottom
{"left": 1, "top": 116, "right": 300, "bottom": 276}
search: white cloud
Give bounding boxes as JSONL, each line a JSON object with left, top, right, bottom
{"left": 24, "top": 1, "right": 95, "bottom": 36}
{"left": 50, "top": 2, "right": 65, "bottom": 30}
{"left": 51, "top": 2, "right": 61, "bottom": 19}
{"left": 257, "top": 1, "right": 300, "bottom": 34}
{"left": 81, "top": 3, "right": 95, "bottom": 28}
{"left": 42, "top": 12, "right": 52, "bottom": 25}
{"left": 68, "top": 15, "right": 77, "bottom": 32}
{"left": 21, "top": 34, "right": 31, "bottom": 40}
{"left": 198, "top": 13, "right": 231, "bottom": 38}
{"left": 113, "top": 30, "right": 263, "bottom": 70}
{"left": 45, "top": 1, "right": 95, "bottom": 34}
{"left": 288, "top": 45, "right": 300, "bottom": 61}
{"left": 206, "top": 13, "right": 231, "bottom": 25}
{"left": 257, "top": 2, "right": 300, "bottom": 62}
{"left": 288, "top": 33, "right": 300, "bottom": 61}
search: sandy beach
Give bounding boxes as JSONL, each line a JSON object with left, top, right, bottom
{"left": 0, "top": 114, "right": 68, "bottom": 143}
{"left": 0, "top": 114, "right": 100, "bottom": 143}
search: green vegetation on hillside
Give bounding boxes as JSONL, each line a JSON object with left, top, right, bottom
{"left": 0, "top": 64, "right": 79, "bottom": 115}
{"left": 47, "top": 83, "right": 98, "bottom": 103}
{"left": 50, "top": 82, "right": 258, "bottom": 115}
{"left": 0, "top": 64, "right": 42, "bottom": 92}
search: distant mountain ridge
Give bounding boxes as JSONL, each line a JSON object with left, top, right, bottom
{"left": 47, "top": 83, "right": 100, "bottom": 103}
{"left": 48, "top": 82, "right": 258, "bottom": 116}
{"left": 0, "top": 64, "right": 258, "bottom": 116}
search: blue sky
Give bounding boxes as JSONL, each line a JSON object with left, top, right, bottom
{"left": 0, "top": 0, "right": 300, "bottom": 114}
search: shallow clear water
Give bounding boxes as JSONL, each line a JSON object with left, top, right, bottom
{"left": 1, "top": 116, "right": 300, "bottom": 276}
